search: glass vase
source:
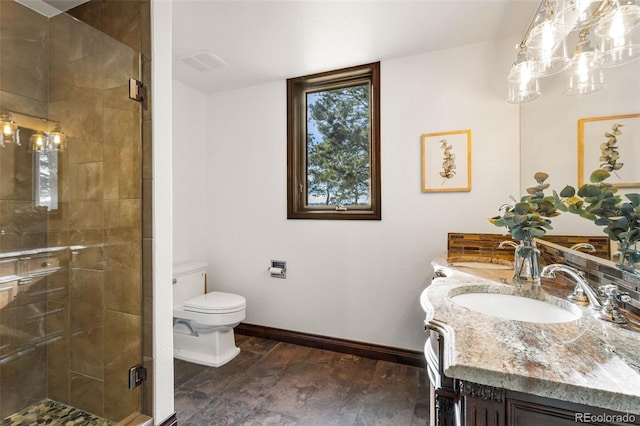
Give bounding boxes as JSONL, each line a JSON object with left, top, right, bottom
{"left": 612, "top": 240, "right": 639, "bottom": 273}
{"left": 513, "top": 238, "right": 541, "bottom": 286}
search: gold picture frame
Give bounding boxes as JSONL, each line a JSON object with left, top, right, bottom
{"left": 421, "top": 130, "right": 471, "bottom": 192}
{"left": 578, "top": 113, "right": 640, "bottom": 188}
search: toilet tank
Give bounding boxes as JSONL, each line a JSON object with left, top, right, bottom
{"left": 173, "top": 262, "right": 208, "bottom": 306}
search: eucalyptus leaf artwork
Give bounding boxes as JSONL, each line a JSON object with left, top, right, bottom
{"left": 439, "top": 139, "right": 456, "bottom": 185}
{"left": 599, "top": 123, "right": 624, "bottom": 177}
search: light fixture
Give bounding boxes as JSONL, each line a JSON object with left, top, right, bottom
{"left": 48, "top": 124, "right": 66, "bottom": 152}
{"left": 595, "top": 0, "right": 640, "bottom": 65}
{"left": 29, "top": 132, "right": 48, "bottom": 153}
{"left": 565, "top": 32, "right": 607, "bottom": 94}
{"left": 0, "top": 113, "right": 20, "bottom": 147}
{"left": 526, "top": 0, "right": 571, "bottom": 74}
{"left": 507, "top": 45, "right": 542, "bottom": 103}
{"left": 529, "top": 37, "right": 571, "bottom": 76}
{"left": 508, "top": 0, "right": 640, "bottom": 103}
{"left": 0, "top": 111, "right": 67, "bottom": 153}
{"left": 29, "top": 126, "right": 66, "bottom": 153}
{"left": 555, "top": 0, "right": 604, "bottom": 30}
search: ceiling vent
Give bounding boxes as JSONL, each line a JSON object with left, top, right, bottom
{"left": 178, "top": 50, "right": 228, "bottom": 72}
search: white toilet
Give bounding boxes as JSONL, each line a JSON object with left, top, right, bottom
{"left": 172, "top": 262, "right": 246, "bottom": 367}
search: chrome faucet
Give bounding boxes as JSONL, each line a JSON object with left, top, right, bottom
{"left": 570, "top": 243, "right": 596, "bottom": 253}
{"left": 541, "top": 264, "right": 630, "bottom": 325}
{"left": 498, "top": 241, "right": 518, "bottom": 249}
{"left": 541, "top": 264, "right": 603, "bottom": 310}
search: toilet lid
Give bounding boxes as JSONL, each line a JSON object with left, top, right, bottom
{"left": 183, "top": 291, "right": 246, "bottom": 314}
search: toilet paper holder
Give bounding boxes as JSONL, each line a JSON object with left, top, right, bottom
{"left": 269, "top": 260, "right": 287, "bottom": 279}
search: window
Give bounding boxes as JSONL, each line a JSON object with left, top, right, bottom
{"left": 287, "top": 62, "right": 381, "bottom": 220}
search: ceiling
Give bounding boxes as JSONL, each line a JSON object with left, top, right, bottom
{"left": 172, "top": 0, "right": 540, "bottom": 94}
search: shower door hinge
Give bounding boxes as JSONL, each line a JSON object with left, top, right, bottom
{"left": 129, "top": 78, "right": 146, "bottom": 102}
{"left": 128, "top": 364, "right": 147, "bottom": 389}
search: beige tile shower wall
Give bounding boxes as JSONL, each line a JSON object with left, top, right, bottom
{"left": 67, "top": 0, "right": 151, "bottom": 60}
{"left": 0, "top": 1, "right": 49, "bottom": 254}
{"left": 0, "top": 1, "right": 49, "bottom": 115}
{"left": 0, "top": 1, "right": 50, "bottom": 418}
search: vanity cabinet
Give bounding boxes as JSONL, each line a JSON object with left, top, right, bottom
{"left": 427, "top": 331, "right": 640, "bottom": 426}
{"left": 423, "top": 249, "right": 640, "bottom": 426}
{"left": 463, "top": 388, "right": 639, "bottom": 426}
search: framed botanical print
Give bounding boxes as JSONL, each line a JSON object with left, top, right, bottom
{"left": 578, "top": 113, "right": 639, "bottom": 188}
{"left": 421, "top": 130, "right": 471, "bottom": 192}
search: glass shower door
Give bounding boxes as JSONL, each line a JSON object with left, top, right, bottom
{"left": 0, "top": 1, "right": 144, "bottom": 423}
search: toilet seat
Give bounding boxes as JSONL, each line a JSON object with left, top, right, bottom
{"left": 183, "top": 291, "right": 246, "bottom": 314}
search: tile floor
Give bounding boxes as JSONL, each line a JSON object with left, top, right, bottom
{"left": 1, "top": 399, "right": 113, "bottom": 426}
{"left": 174, "top": 334, "right": 430, "bottom": 425}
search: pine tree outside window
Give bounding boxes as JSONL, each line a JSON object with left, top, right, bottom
{"left": 287, "top": 62, "right": 381, "bottom": 220}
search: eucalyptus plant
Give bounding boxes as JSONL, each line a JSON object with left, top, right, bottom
{"left": 490, "top": 172, "right": 559, "bottom": 241}
{"left": 553, "top": 169, "right": 640, "bottom": 247}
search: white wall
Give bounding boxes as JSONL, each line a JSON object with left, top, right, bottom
{"left": 172, "top": 80, "right": 208, "bottom": 266}
{"left": 151, "top": 0, "right": 174, "bottom": 423}
{"left": 170, "top": 36, "right": 521, "bottom": 352}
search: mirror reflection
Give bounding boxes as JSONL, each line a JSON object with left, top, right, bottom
{"left": 519, "top": 54, "right": 639, "bottom": 271}
{"left": 33, "top": 148, "right": 59, "bottom": 211}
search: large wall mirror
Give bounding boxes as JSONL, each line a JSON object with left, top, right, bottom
{"left": 519, "top": 58, "right": 640, "bottom": 249}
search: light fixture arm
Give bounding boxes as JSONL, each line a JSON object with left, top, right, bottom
{"left": 519, "top": 0, "right": 549, "bottom": 47}
{"left": 520, "top": 0, "right": 613, "bottom": 46}
{"left": 581, "top": 0, "right": 616, "bottom": 33}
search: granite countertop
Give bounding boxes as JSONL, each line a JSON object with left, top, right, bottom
{"left": 421, "top": 255, "right": 640, "bottom": 415}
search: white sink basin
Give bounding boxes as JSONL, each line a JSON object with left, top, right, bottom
{"left": 449, "top": 262, "right": 512, "bottom": 270}
{"left": 450, "top": 288, "right": 581, "bottom": 323}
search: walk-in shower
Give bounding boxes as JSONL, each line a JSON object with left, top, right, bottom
{"left": 0, "top": 1, "right": 145, "bottom": 422}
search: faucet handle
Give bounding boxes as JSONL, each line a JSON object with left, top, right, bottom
{"left": 597, "top": 285, "right": 630, "bottom": 325}
{"left": 600, "top": 284, "right": 631, "bottom": 302}
{"left": 498, "top": 240, "right": 518, "bottom": 250}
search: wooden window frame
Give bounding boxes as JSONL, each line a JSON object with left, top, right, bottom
{"left": 287, "top": 62, "right": 381, "bottom": 220}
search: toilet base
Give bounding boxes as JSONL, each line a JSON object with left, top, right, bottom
{"left": 173, "top": 325, "right": 240, "bottom": 367}
{"left": 174, "top": 345, "right": 240, "bottom": 367}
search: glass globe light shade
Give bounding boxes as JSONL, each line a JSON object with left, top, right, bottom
{"left": 564, "top": 50, "right": 606, "bottom": 95}
{"left": 555, "top": 0, "right": 603, "bottom": 30}
{"left": 0, "top": 113, "right": 20, "bottom": 147}
{"left": 507, "top": 60, "right": 541, "bottom": 103}
{"left": 597, "top": 27, "right": 640, "bottom": 66}
{"left": 596, "top": 0, "right": 640, "bottom": 37}
{"left": 29, "top": 132, "right": 48, "bottom": 153}
{"left": 49, "top": 125, "right": 66, "bottom": 152}
{"left": 529, "top": 38, "right": 571, "bottom": 76}
{"left": 595, "top": 2, "right": 640, "bottom": 66}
